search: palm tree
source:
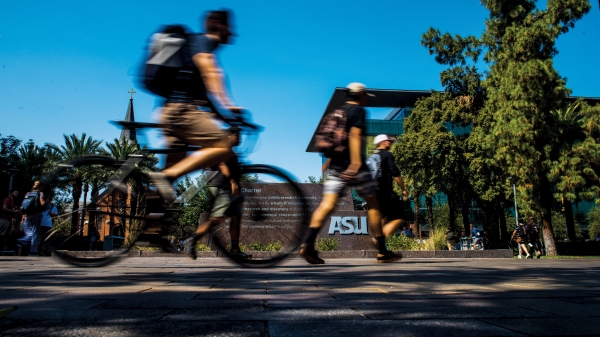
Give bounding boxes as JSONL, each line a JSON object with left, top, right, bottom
{"left": 99, "top": 138, "right": 158, "bottom": 244}
{"left": 46, "top": 133, "right": 102, "bottom": 234}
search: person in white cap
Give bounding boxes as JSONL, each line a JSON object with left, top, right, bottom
{"left": 372, "top": 134, "right": 408, "bottom": 239}
{"left": 300, "top": 83, "right": 400, "bottom": 264}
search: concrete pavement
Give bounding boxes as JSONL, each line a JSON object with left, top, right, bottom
{"left": 1, "top": 256, "right": 599, "bottom": 336}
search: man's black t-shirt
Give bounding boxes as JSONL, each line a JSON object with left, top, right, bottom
{"left": 329, "top": 105, "right": 366, "bottom": 172}
{"left": 207, "top": 154, "right": 241, "bottom": 190}
{"left": 514, "top": 225, "right": 528, "bottom": 239}
{"left": 527, "top": 223, "right": 539, "bottom": 240}
{"left": 168, "top": 34, "right": 220, "bottom": 103}
{"left": 376, "top": 149, "right": 400, "bottom": 196}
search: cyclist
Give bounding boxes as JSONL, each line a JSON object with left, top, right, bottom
{"left": 300, "top": 83, "right": 400, "bottom": 264}
{"left": 183, "top": 127, "right": 251, "bottom": 260}
{"left": 149, "top": 9, "right": 244, "bottom": 203}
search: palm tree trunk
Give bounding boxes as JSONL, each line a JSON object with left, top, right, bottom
{"left": 413, "top": 191, "right": 420, "bottom": 239}
{"left": 564, "top": 199, "right": 576, "bottom": 241}
{"left": 497, "top": 204, "right": 508, "bottom": 246}
{"left": 71, "top": 177, "right": 82, "bottom": 235}
{"left": 540, "top": 178, "right": 558, "bottom": 256}
{"left": 461, "top": 203, "right": 470, "bottom": 237}
{"left": 425, "top": 196, "right": 434, "bottom": 230}
{"left": 448, "top": 196, "right": 456, "bottom": 230}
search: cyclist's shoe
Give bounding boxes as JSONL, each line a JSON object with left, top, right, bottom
{"left": 229, "top": 249, "right": 252, "bottom": 260}
{"left": 377, "top": 250, "right": 400, "bottom": 264}
{"left": 183, "top": 237, "right": 197, "bottom": 260}
{"left": 299, "top": 244, "right": 324, "bottom": 265}
{"left": 149, "top": 172, "right": 176, "bottom": 204}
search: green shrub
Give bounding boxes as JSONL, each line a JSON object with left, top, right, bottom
{"left": 226, "top": 243, "right": 249, "bottom": 251}
{"left": 386, "top": 234, "right": 417, "bottom": 250}
{"left": 249, "top": 241, "right": 283, "bottom": 251}
{"left": 589, "top": 207, "right": 600, "bottom": 240}
{"left": 195, "top": 243, "right": 211, "bottom": 251}
{"left": 315, "top": 237, "right": 340, "bottom": 251}
{"left": 552, "top": 211, "right": 584, "bottom": 241}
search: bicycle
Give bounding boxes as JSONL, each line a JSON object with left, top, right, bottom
{"left": 42, "top": 118, "right": 310, "bottom": 268}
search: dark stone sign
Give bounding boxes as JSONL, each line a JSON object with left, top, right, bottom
{"left": 206, "top": 183, "right": 375, "bottom": 250}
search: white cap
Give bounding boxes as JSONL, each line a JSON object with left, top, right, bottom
{"left": 374, "top": 134, "right": 394, "bottom": 145}
{"left": 346, "top": 82, "right": 375, "bottom": 96}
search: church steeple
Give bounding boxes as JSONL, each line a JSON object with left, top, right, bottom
{"left": 120, "top": 88, "right": 137, "bottom": 142}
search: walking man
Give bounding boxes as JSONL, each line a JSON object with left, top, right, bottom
{"left": 183, "top": 127, "right": 251, "bottom": 260}
{"left": 37, "top": 195, "right": 57, "bottom": 256}
{"left": 1, "top": 189, "right": 19, "bottom": 251}
{"left": 17, "top": 181, "right": 46, "bottom": 256}
{"left": 371, "top": 134, "right": 408, "bottom": 238}
{"left": 300, "top": 83, "right": 400, "bottom": 264}
{"left": 527, "top": 216, "right": 542, "bottom": 258}
{"left": 148, "top": 10, "right": 247, "bottom": 203}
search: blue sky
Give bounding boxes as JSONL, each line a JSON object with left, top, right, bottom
{"left": 1, "top": 1, "right": 599, "bottom": 182}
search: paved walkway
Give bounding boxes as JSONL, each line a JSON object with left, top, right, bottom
{"left": 0, "top": 257, "right": 599, "bottom": 336}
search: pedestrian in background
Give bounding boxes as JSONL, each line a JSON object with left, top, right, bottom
{"left": 37, "top": 195, "right": 57, "bottom": 256}
{"left": 511, "top": 219, "right": 531, "bottom": 259}
{"left": 370, "top": 134, "right": 408, "bottom": 238}
{"left": 1, "top": 189, "right": 19, "bottom": 251}
{"left": 17, "top": 181, "right": 46, "bottom": 256}
{"left": 527, "top": 216, "right": 542, "bottom": 258}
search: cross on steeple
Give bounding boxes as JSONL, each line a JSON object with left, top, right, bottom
{"left": 128, "top": 88, "right": 136, "bottom": 99}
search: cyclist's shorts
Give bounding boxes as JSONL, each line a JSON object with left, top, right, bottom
{"left": 323, "top": 168, "right": 378, "bottom": 198}
{"left": 209, "top": 187, "right": 244, "bottom": 218}
{"left": 160, "top": 103, "right": 227, "bottom": 148}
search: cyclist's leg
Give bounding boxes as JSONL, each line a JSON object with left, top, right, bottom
{"left": 159, "top": 103, "right": 233, "bottom": 179}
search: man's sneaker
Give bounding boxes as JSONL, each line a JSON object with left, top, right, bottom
{"left": 377, "top": 250, "right": 400, "bottom": 263}
{"left": 526, "top": 254, "right": 532, "bottom": 259}
{"left": 518, "top": 255, "right": 522, "bottom": 259}
{"left": 299, "top": 244, "right": 324, "bottom": 264}
{"left": 183, "top": 237, "right": 197, "bottom": 260}
{"left": 149, "top": 172, "right": 176, "bottom": 204}
{"left": 230, "top": 249, "right": 252, "bottom": 260}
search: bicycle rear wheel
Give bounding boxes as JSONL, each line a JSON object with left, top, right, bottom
{"left": 209, "top": 164, "right": 310, "bottom": 267}
{"left": 43, "top": 156, "right": 156, "bottom": 267}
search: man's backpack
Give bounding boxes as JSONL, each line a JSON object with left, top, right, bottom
{"left": 143, "top": 25, "right": 192, "bottom": 98}
{"left": 314, "top": 105, "right": 349, "bottom": 156}
{"left": 20, "top": 192, "right": 42, "bottom": 215}
{"left": 366, "top": 151, "right": 382, "bottom": 180}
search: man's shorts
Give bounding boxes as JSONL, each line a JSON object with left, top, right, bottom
{"left": 209, "top": 187, "right": 244, "bottom": 218}
{"left": 473, "top": 237, "right": 483, "bottom": 245}
{"left": 160, "top": 103, "right": 228, "bottom": 148}
{"left": 0, "top": 218, "right": 12, "bottom": 236}
{"left": 323, "top": 167, "right": 378, "bottom": 198}
{"left": 377, "top": 193, "right": 404, "bottom": 220}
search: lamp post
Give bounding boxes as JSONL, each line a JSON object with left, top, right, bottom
{"left": 507, "top": 177, "right": 519, "bottom": 227}
{"left": 2, "top": 168, "right": 19, "bottom": 195}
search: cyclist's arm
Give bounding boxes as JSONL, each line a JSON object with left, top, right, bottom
{"left": 193, "top": 53, "right": 235, "bottom": 108}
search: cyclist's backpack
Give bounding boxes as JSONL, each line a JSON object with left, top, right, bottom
{"left": 143, "top": 25, "right": 193, "bottom": 98}
{"left": 20, "top": 192, "right": 41, "bottom": 215}
{"left": 366, "top": 150, "right": 382, "bottom": 180}
{"left": 314, "top": 104, "right": 349, "bottom": 156}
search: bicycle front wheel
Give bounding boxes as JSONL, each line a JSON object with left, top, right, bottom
{"left": 209, "top": 164, "right": 310, "bottom": 267}
{"left": 43, "top": 156, "right": 151, "bottom": 267}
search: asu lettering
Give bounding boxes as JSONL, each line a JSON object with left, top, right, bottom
{"left": 328, "top": 216, "right": 368, "bottom": 235}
